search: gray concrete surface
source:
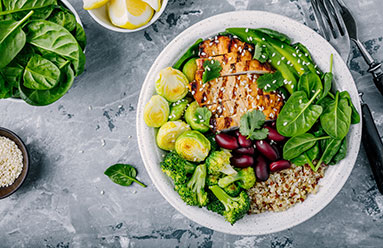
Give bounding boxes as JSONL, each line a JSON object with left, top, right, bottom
{"left": 1, "top": 0, "right": 383, "bottom": 247}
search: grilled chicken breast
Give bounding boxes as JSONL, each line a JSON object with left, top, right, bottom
{"left": 189, "top": 35, "right": 284, "bottom": 132}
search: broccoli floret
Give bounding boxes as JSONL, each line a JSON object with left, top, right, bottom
{"left": 161, "top": 151, "right": 196, "bottom": 185}
{"left": 176, "top": 164, "right": 208, "bottom": 207}
{"left": 218, "top": 167, "right": 256, "bottom": 190}
{"left": 209, "top": 185, "right": 250, "bottom": 225}
{"left": 206, "top": 150, "right": 237, "bottom": 176}
{"left": 206, "top": 189, "right": 225, "bottom": 215}
{"left": 223, "top": 182, "right": 241, "bottom": 197}
{"left": 207, "top": 174, "right": 220, "bottom": 186}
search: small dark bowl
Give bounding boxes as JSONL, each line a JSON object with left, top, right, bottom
{"left": 0, "top": 127, "right": 29, "bottom": 199}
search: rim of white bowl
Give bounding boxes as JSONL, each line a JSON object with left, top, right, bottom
{"left": 87, "top": 0, "right": 168, "bottom": 33}
{"left": 136, "top": 10, "right": 362, "bottom": 235}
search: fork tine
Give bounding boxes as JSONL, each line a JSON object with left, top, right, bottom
{"left": 322, "top": 0, "right": 343, "bottom": 38}
{"left": 331, "top": 0, "right": 348, "bottom": 35}
{"left": 311, "top": 0, "right": 331, "bottom": 40}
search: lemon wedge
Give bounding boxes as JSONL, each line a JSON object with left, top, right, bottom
{"left": 108, "top": 0, "right": 154, "bottom": 29}
{"left": 141, "top": 0, "right": 161, "bottom": 12}
{"left": 83, "top": 0, "right": 109, "bottom": 10}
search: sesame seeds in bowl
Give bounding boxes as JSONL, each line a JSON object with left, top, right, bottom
{"left": 0, "top": 128, "right": 29, "bottom": 199}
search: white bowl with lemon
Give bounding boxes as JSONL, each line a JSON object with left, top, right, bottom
{"left": 84, "top": 0, "right": 167, "bottom": 32}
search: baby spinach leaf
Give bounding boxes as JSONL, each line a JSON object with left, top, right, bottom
{"left": 23, "top": 54, "right": 60, "bottom": 90}
{"left": 257, "top": 71, "right": 284, "bottom": 92}
{"left": 72, "top": 23, "right": 86, "bottom": 51}
{"left": 276, "top": 90, "right": 323, "bottom": 137}
{"left": 25, "top": 20, "right": 85, "bottom": 76}
{"left": 104, "top": 164, "right": 147, "bottom": 188}
{"left": 283, "top": 133, "right": 329, "bottom": 160}
{"left": 0, "top": 10, "right": 33, "bottom": 68}
{"left": 339, "top": 91, "right": 360, "bottom": 124}
{"left": 1, "top": 61, "right": 24, "bottom": 88}
{"left": 297, "top": 71, "right": 323, "bottom": 99}
{"left": 173, "top": 38, "right": 203, "bottom": 70}
{"left": 0, "top": 0, "right": 56, "bottom": 15}
{"left": 19, "top": 63, "right": 74, "bottom": 106}
{"left": 12, "top": 5, "right": 54, "bottom": 20}
{"left": 239, "top": 110, "right": 269, "bottom": 140}
{"left": 329, "top": 138, "right": 347, "bottom": 165}
{"left": 320, "top": 92, "right": 352, "bottom": 139}
{"left": 315, "top": 138, "right": 343, "bottom": 170}
{"left": 48, "top": 6, "right": 76, "bottom": 32}
{"left": 256, "top": 28, "right": 291, "bottom": 44}
{"left": 195, "top": 107, "right": 212, "bottom": 129}
{"left": 0, "top": 73, "right": 13, "bottom": 98}
{"left": 291, "top": 143, "right": 319, "bottom": 169}
{"left": 317, "top": 72, "right": 332, "bottom": 103}
{"left": 41, "top": 52, "right": 69, "bottom": 69}
{"left": 202, "top": 59, "right": 222, "bottom": 83}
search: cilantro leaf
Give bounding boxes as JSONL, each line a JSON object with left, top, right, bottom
{"left": 195, "top": 107, "right": 212, "bottom": 128}
{"left": 202, "top": 60, "right": 222, "bottom": 83}
{"left": 253, "top": 43, "right": 268, "bottom": 63}
{"left": 257, "top": 71, "right": 284, "bottom": 92}
{"left": 239, "top": 110, "right": 269, "bottom": 140}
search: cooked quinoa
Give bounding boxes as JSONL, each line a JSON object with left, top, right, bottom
{"left": 0, "top": 136, "right": 24, "bottom": 187}
{"left": 248, "top": 164, "right": 327, "bottom": 214}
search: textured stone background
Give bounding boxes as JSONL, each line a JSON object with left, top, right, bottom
{"left": 1, "top": 0, "right": 383, "bottom": 247}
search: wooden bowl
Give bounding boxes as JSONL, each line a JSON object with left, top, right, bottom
{"left": 0, "top": 127, "right": 29, "bottom": 199}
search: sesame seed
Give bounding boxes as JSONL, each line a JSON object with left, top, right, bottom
{"left": 272, "top": 80, "right": 277, "bottom": 84}
{"left": 201, "top": 52, "right": 206, "bottom": 56}
{"left": 262, "top": 37, "right": 266, "bottom": 41}
{"left": 281, "top": 56, "right": 285, "bottom": 60}
{"left": 245, "top": 28, "right": 249, "bottom": 32}
{"left": 277, "top": 61, "right": 281, "bottom": 65}
{"left": 272, "top": 53, "right": 276, "bottom": 57}
{"left": 283, "top": 122, "right": 288, "bottom": 126}
{"left": 281, "top": 44, "right": 284, "bottom": 48}
{"left": 292, "top": 53, "right": 297, "bottom": 57}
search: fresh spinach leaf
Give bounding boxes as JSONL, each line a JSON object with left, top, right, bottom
{"left": 12, "top": 5, "right": 54, "bottom": 20}
{"left": 294, "top": 42, "right": 312, "bottom": 61}
{"left": 195, "top": 106, "right": 212, "bottom": 128}
{"left": 19, "top": 63, "right": 74, "bottom": 106}
{"left": 1, "top": 61, "right": 24, "bottom": 88}
{"left": 320, "top": 91, "right": 352, "bottom": 139}
{"left": 317, "top": 54, "right": 334, "bottom": 103}
{"left": 48, "top": 6, "right": 76, "bottom": 32}
{"left": 0, "top": 0, "right": 56, "bottom": 15}
{"left": 276, "top": 90, "right": 323, "bottom": 137}
{"left": 72, "top": 23, "right": 86, "bottom": 51}
{"left": 339, "top": 91, "right": 360, "bottom": 124}
{"left": 291, "top": 143, "right": 319, "bottom": 169}
{"left": 202, "top": 59, "right": 222, "bottom": 83}
{"left": 257, "top": 71, "right": 284, "bottom": 92}
{"left": 25, "top": 20, "right": 85, "bottom": 76}
{"left": 104, "top": 163, "right": 147, "bottom": 188}
{"left": 173, "top": 38, "right": 203, "bottom": 70}
{"left": 330, "top": 138, "right": 347, "bottom": 165}
{"left": 23, "top": 54, "right": 60, "bottom": 90}
{"left": 0, "top": 10, "right": 33, "bottom": 68}
{"left": 239, "top": 110, "right": 269, "bottom": 140}
{"left": 283, "top": 133, "right": 329, "bottom": 160}
{"left": 256, "top": 28, "right": 291, "bottom": 44}
{"left": 0, "top": 73, "right": 13, "bottom": 98}
{"left": 297, "top": 71, "right": 323, "bottom": 99}
{"left": 315, "top": 138, "right": 343, "bottom": 170}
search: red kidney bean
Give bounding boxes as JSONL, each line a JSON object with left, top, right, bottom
{"left": 237, "top": 133, "right": 252, "bottom": 148}
{"left": 255, "top": 140, "right": 278, "bottom": 161}
{"left": 215, "top": 133, "right": 239, "bottom": 150}
{"left": 231, "top": 155, "right": 254, "bottom": 168}
{"left": 265, "top": 126, "right": 285, "bottom": 142}
{"left": 270, "top": 160, "right": 291, "bottom": 172}
{"left": 233, "top": 147, "right": 255, "bottom": 156}
{"left": 271, "top": 144, "right": 281, "bottom": 160}
{"left": 254, "top": 156, "right": 269, "bottom": 181}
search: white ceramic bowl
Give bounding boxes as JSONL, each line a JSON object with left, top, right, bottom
{"left": 137, "top": 11, "right": 362, "bottom": 235}
{"left": 87, "top": 0, "right": 168, "bottom": 33}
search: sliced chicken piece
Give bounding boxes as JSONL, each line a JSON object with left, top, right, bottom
{"left": 199, "top": 35, "right": 253, "bottom": 58}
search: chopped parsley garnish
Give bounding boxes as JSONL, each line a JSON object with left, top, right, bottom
{"left": 239, "top": 110, "right": 269, "bottom": 140}
{"left": 195, "top": 107, "right": 212, "bottom": 128}
{"left": 202, "top": 59, "right": 222, "bottom": 83}
{"left": 257, "top": 71, "right": 284, "bottom": 92}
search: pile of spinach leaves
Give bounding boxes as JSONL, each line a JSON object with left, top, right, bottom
{"left": 0, "top": 0, "right": 86, "bottom": 106}
{"left": 276, "top": 55, "right": 360, "bottom": 171}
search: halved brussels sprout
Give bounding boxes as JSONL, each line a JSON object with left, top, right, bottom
{"left": 156, "top": 121, "right": 191, "bottom": 151}
{"left": 182, "top": 58, "right": 197, "bottom": 82}
{"left": 184, "top": 101, "right": 210, "bottom": 133}
{"left": 175, "top": 130, "right": 211, "bottom": 162}
{"left": 169, "top": 99, "right": 189, "bottom": 121}
{"left": 155, "top": 67, "right": 189, "bottom": 102}
{"left": 144, "top": 95, "right": 169, "bottom": 127}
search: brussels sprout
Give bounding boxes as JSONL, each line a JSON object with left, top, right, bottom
{"left": 144, "top": 95, "right": 169, "bottom": 127}
{"left": 169, "top": 99, "right": 189, "bottom": 121}
{"left": 156, "top": 121, "right": 191, "bottom": 151}
{"left": 185, "top": 101, "right": 210, "bottom": 133}
{"left": 155, "top": 67, "right": 189, "bottom": 102}
{"left": 182, "top": 58, "right": 197, "bottom": 82}
{"left": 175, "top": 130, "right": 211, "bottom": 162}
